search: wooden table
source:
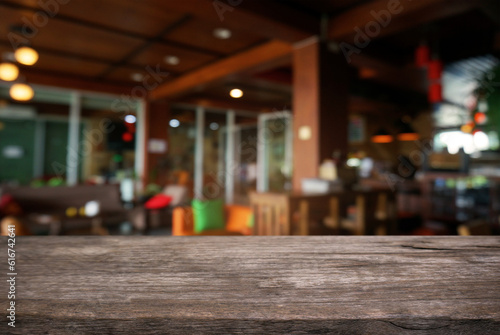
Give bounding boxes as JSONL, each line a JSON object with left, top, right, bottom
{"left": 1, "top": 237, "right": 499, "bottom": 334}
{"left": 250, "top": 189, "right": 396, "bottom": 235}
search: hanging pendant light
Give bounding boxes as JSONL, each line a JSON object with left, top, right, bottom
{"left": 371, "top": 128, "right": 394, "bottom": 143}
{"left": 397, "top": 122, "right": 419, "bottom": 141}
{"left": 10, "top": 83, "right": 34, "bottom": 101}
{"left": 0, "top": 63, "right": 19, "bottom": 81}
{"left": 415, "top": 44, "right": 430, "bottom": 68}
{"left": 428, "top": 82, "right": 442, "bottom": 103}
{"left": 427, "top": 59, "right": 443, "bottom": 80}
{"left": 14, "top": 46, "right": 39, "bottom": 66}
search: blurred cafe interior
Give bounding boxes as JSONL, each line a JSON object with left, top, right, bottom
{"left": 0, "top": 0, "right": 500, "bottom": 236}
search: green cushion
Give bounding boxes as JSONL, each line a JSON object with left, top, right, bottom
{"left": 247, "top": 214, "right": 254, "bottom": 228}
{"left": 192, "top": 199, "right": 225, "bottom": 233}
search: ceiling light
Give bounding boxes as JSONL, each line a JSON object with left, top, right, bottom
{"left": 397, "top": 122, "right": 419, "bottom": 141}
{"left": 131, "top": 73, "right": 144, "bottom": 82}
{"left": 124, "top": 115, "right": 136, "bottom": 124}
{"left": 14, "top": 46, "right": 39, "bottom": 66}
{"left": 230, "top": 88, "right": 243, "bottom": 98}
{"left": 209, "top": 122, "right": 219, "bottom": 130}
{"left": 0, "top": 63, "right": 19, "bottom": 81}
{"left": 9, "top": 83, "right": 34, "bottom": 101}
{"left": 298, "top": 126, "right": 312, "bottom": 141}
{"left": 213, "top": 28, "right": 232, "bottom": 39}
{"left": 164, "top": 55, "right": 180, "bottom": 66}
{"left": 169, "top": 119, "right": 180, "bottom": 128}
{"left": 371, "top": 128, "right": 393, "bottom": 143}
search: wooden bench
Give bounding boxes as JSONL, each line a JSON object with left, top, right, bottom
{"left": 4, "top": 236, "right": 499, "bottom": 333}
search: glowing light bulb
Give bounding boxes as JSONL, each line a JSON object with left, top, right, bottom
{"left": 0, "top": 63, "right": 19, "bottom": 81}
{"left": 230, "top": 88, "right": 243, "bottom": 98}
{"left": 14, "top": 47, "right": 39, "bottom": 66}
{"left": 10, "top": 83, "right": 34, "bottom": 101}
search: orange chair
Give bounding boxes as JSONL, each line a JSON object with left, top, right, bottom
{"left": 172, "top": 205, "right": 253, "bottom": 236}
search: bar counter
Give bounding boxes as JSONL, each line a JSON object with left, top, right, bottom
{"left": 1, "top": 236, "right": 499, "bottom": 334}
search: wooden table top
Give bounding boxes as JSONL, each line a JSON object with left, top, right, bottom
{"left": 1, "top": 236, "right": 499, "bottom": 334}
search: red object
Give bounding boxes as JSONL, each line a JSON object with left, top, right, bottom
{"left": 474, "top": 112, "right": 487, "bottom": 125}
{"left": 125, "top": 122, "right": 136, "bottom": 133}
{"left": 122, "top": 132, "right": 133, "bottom": 142}
{"left": 144, "top": 194, "right": 173, "bottom": 210}
{"left": 428, "top": 83, "right": 442, "bottom": 103}
{"left": 0, "top": 194, "right": 14, "bottom": 210}
{"left": 415, "top": 45, "right": 430, "bottom": 68}
{"left": 428, "top": 60, "right": 443, "bottom": 80}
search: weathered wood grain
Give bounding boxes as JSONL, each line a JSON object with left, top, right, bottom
{"left": 1, "top": 236, "right": 499, "bottom": 334}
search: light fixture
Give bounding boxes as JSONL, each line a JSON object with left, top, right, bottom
{"left": 397, "top": 122, "right": 419, "bottom": 141}
{"left": 213, "top": 28, "right": 232, "bottom": 39}
{"left": 164, "top": 55, "right": 180, "bottom": 66}
{"left": 209, "top": 122, "right": 219, "bottom": 130}
{"left": 169, "top": 119, "right": 180, "bottom": 128}
{"left": 415, "top": 43, "right": 430, "bottom": 68}
{"left": 474, "top": 112, "right": 487, "bottom": 125}
{"left": 122, "top": 132, "right": 133, "bottom": 142}
{"left": 131, "top": 73, "right": 144, "bottom": 82}
{"left": 0, "top": 63, "right": 19, "bottom": 81}
{"left": 230, "top": 88, "right": 243, "bottom": 98}
{"left": 9, "top": 83, "right": 34, "bottom": 101}
{"left": 84, "top": 201, "right": 100, "bottom": 218}
{"left": 124, "top": 115, "right": 136, "bottom": 124}
{"left": 371, "top": 128, "right": 393, "bottom": 143}
{"left": 298, "top": 125, "right": 312, "bottom": 141}
{"left": 14, "top": 46, "right": 39, "bottom": 66}
{"left": 473, "top": 130, "right": 489, "bottom": 151}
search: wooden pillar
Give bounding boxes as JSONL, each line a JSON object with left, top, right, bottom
{"left": 292, "top": 37, "right": 352, "bottom": 191}
{"left": 143, "top": 100, "right": 170, "bottom": 186}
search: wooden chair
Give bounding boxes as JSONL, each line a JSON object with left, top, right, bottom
{"left": 249, "top": 190, "right": 396, "bottom": 236}
{"left": 458, "top": 220, "right": 492, "bottom": 236}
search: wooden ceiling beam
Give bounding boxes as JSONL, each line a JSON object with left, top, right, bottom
{"left": 351, "top": 54, "right": 427, "bottom": 93}
{"left": 23, "top": 70, "right": 134, "bottom": 96}
{"left": 156, "top": 0, "right": 312, "bottom": 43}
{"left": 150, "top": 40, "right": 292, "bottom": 100}
{"left": 174, "top": 97, "right": 274, "bottom": 113}
{"left": 329, "top": 0, "right": 478, "bottom": 42}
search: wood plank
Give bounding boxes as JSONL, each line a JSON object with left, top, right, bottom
{"left": 298, "top": 200, "right": 309, "bottom": 235}
{"left": 0, "top": 6, "right": 144, "bottom": 61}
{"left": 1, "top": 236, "right": 499, "bottom": 333}
{"left": 329, "top": 0, "right": 477, "bottom": 42}
{"left": 22, "top": 71, "right": 133, "bottom": 96}
{"left": 150, "top": 40, "right": 293, "bottom": 100}
{"left": 1, "top": 0, "right": 187, "bottom": 38}
{"left": 156, "top": 0, "right": 312, "bottom": 43}
{"left": 163, "top": 18, "right": 266, "bottom": 56}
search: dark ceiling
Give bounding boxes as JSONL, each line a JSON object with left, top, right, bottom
{"left": 0, "top": 0, "right": 499, "bottom": 113}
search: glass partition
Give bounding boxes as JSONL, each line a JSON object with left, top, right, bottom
{"left": 257, "top": 111, "right": 293, "bottom": 192}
